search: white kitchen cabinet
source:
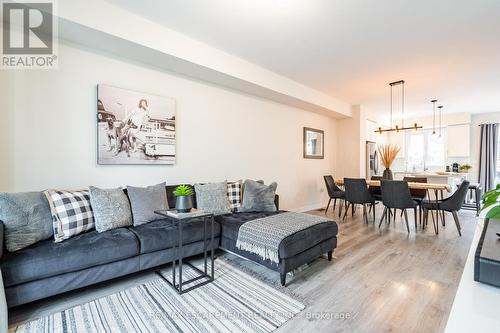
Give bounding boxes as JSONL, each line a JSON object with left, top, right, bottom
{"left": 447, "top": 124, "right": 470, "bottom": 157}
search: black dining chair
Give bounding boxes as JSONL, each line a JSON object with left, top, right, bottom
{"left": 324, "top": 175, "right": 345, "bottom": 217}
{"left": 379, "top": 180, "right": 418, "bottom": 233}
{"left": 342, "top": 178, "right": 376, "bottom": 223}
{"left": 368, "top": 175, "right": 382, "bottom": 216}
{"left": 403, "top": 176, "right": 427, "bottom": 225}
{"left": 421, "top": 180, "right": 470, "bottom": 236}
{"left": 369, "top": 176, "right": 383, "bottom": 201}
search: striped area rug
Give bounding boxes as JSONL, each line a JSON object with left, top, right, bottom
{"left": 10, "top": 260, "right": 305, "bottom": 333}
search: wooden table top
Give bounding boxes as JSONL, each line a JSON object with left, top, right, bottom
{"left": 335, "top": 179, "right": 452, "bottom": 192}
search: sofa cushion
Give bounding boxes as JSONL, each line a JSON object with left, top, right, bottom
{"left": 44, "top": 190, "right": 94, "bottom": 242}
{"left": 0, "top": 227, "right": 139, "bottom": 287}
{"left": 129, "top": 218, "right": 221, "bottom": 254}
{"left": 127, "top": 182, "right": 168, "bottom": 226}
{"left": 89, "top": 186, "right": 133, "bottom": 232}
{"left": 0, "top": 192, "right": 53, "bottom": 252}
{"left": 216, "top": 212, "right": 338, "bottom": 259}
{"left": 194, "top": 182, "right": 231, "bottom": 216}
{"left": 240, "top": 180, "right": 278, "bottom": 212}
{"left": 227, "top": 181, "right": 243, "bottom": 212}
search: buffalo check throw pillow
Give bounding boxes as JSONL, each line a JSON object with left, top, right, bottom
{"left": 44, "top": 190, "right": 95, "bottom": 242}
{"left": 227, "top": 181, "right": 242, "bottom": 212}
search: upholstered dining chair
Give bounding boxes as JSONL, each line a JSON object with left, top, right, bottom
{"left": 367, "top": 175, "right": 383, "bottom": 216}
{"left": 421, "top": 180, "right": 470, "bottom": 236}
{"left": 379, "top": 180, "right": 418, "bottom": 233}
{"left": 324, "top": 175, "right": 345, "bottom": 217}
{"left": 369, "top": 175, "right": 383, "bottom": 201}
{"left": 403, "top": 176, "right": 427, "bottom": 224}
{"left": 343, "top": 178, "right": 376, "bottom": 223}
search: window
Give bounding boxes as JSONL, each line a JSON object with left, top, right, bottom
{"left": 405, "top": 129, "right": 446, "bottom": 171}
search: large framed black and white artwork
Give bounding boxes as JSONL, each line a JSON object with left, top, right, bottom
{"left": 97, "top": 85, "right": 176, "bottom": 165}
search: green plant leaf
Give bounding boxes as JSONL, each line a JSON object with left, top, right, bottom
{"left": 173, "top": 185, "right": 193, "bottom": 197}
{"left": 486, "top": 205, "right": 500, "bottom": 219}
{"left": 481, "top": 189, "right": 500, "bottom": 201}
{"left": 483, "top": 194, "right": 500, "bottom": 204}
{"left": 482, "top": 200, "right": 499, "bottom": 211}
{"left": 479, "top": 187, "right": 500, "bottom": 217}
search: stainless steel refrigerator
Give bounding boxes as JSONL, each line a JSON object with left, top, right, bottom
{"left": 366, "top": 141, "right": 379, "bottom": 179}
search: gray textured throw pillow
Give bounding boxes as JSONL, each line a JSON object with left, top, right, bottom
{"left": 0, "top": 192, "right": 53, "bottom": 252}
{"left": 194, "top": 182, "right": 231, "bottom": 216}
{"left": 89, "top": 186, "right": 133, "bottom": 232}
{"left": 127, "top": 182, "right": 168, "bottom": 226}
{"left": 240, "top": 180, "right": 278, "bottom": 212}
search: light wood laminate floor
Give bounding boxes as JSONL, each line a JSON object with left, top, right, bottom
{"left": 9, "top": 205, "right": 477, "bottom": 332}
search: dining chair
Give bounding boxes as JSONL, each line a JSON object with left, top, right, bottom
{"left": 403, "top": 176, "right": 427, "bottom": 225}
{"left": 343, "top": 178, "right": 376, "bottom": 223}
{"left": 369, "top": 176, "right": 383, "bottom": 200}
{"left": 421, "top": 180, "right": 470, "bottom": 236}
{"left": 368, "top": 175, "right": 383, "bottom": 215}
{"left": 379, "top": 180, "right": 418, "bottom": 233}
{"left": 323, "top": 175, "right": 345, "bottom": 217}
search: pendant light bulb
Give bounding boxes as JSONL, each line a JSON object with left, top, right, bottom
{"left": 431, "top": 99, "right": 438, "bottom": 139}
{"left": 438, "top": 105, "right": 443, "bottom": 139}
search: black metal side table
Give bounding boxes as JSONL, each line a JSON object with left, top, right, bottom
{"left": 154, "top": 210, "right": 215, "bottom": 294}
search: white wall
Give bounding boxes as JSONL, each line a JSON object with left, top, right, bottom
{"left": 336, "top": 106, "right": 367, "bottom": 179}
{"left": 0, "top": 69, "right": 14, "bottom": 191}
{"left": 0, "top": 42, "right": 338, "bottom": 212}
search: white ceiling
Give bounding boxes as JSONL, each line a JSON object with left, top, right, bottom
{"left": 107, "top": 0, "right": 500, "bottom": 121}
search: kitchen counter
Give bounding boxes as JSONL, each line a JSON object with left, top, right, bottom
{"left": 445, "top": 219, "right": 500, "bottom": 332}
{"left": 393, "top": 172, "right": 468, "bottom": 197}
{"left": 394, "top": 171, "right": 469, "bottom": 178}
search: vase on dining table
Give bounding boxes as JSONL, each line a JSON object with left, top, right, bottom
{"left": 382, "top": 168, "right": 393, "bottom": 180}
{"left": 378, "top": 144, "right": 399, "bottom": 181}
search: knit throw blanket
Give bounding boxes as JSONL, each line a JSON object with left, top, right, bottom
{"left": 235, "top": 212, "right": 334, "bottom": 264}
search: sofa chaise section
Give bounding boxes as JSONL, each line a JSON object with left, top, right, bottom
{"left": 216, "top": 211, "right": 338, "bottom": 286}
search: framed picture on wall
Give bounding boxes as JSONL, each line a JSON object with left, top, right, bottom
{"left": 97, "top": 84, "right": 176, "bottom": 165}
{"left": 303, "top": 127, "right": 324, "bottom": 159}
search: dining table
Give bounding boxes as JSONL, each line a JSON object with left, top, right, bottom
{"left": 335, "top": 179, "right": 452, "bottom": 233}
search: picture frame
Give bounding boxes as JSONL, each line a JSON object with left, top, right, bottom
{"left": 96, "top": 84, "right": 176, "bottom": 165}
{"left": 303, "top": 127, "right": 324, "bottom": 159}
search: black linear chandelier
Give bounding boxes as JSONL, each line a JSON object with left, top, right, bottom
{"left": 375, "top": 80, "right": 423, "bottom": 134}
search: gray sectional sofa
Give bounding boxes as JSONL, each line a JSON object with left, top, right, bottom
{"left": 0, "top": 185, "right": 338, "bottom": 308}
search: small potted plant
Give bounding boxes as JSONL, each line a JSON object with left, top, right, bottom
{"left": 459, "top": 164, "right": 472, "bottom": 173}
{"left": 480, "top": 184, "right": 500, "bottom": 219}
{"left": 378, "top": 144, "right": 400, "bottom": 180}
{"left": 173, "top": 185, "right": 194, "bottom": 213}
